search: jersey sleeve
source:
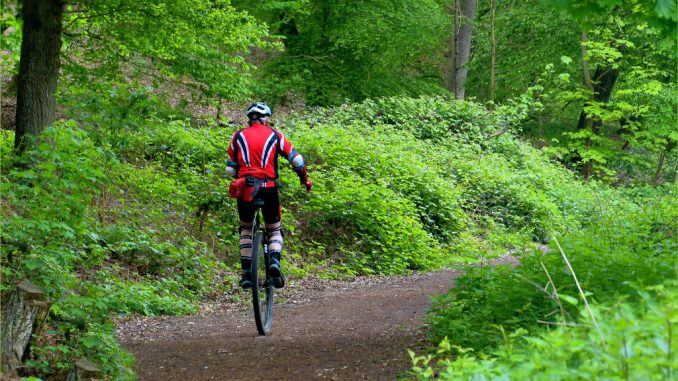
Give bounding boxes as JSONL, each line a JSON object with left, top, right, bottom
{"left": 276, "top": 130, "right": 295, "bottom": 160}
{"left": 227, "top": 131, "right": 241, "bottom": 177}
{"left": 228, "top": 131, "right": 239, "bottom": 162}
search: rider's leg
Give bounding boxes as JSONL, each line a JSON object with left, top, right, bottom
{"left": 261, "top": 189, "right": 285, "bottom": 288}
{"left": 266, "top": 221, "right": 283, "bottom": 263}
{"left": 266, "top": 221, "right": 283, "bottom": 253}
{"left": 265, "top": 222, "right": 285, "bottom": 288}
{"left": 237, "top": 220, "right": 254, "bottom": 288}
{"left": 239, "top": 221, "right": 254, "bottom": 268}
{"left": 237, "top": 199, "right": 256, "bottom": 289}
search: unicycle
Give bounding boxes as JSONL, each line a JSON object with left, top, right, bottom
{"left": 250, "top": 200, "right": 273, "bottom": 335}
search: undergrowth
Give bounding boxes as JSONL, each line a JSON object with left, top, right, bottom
{"left": 412, "top": 281, "right": 677, "bottom": 380}
{"left": 415, "top": 184, "right": 677, "bottom": 379}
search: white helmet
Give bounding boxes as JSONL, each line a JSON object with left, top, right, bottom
{"left": 246, "top": 101, "right": 271, "bottom": 121}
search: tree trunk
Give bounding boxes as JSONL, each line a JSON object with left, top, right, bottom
{"left": 443, "top": 0, "right": 476, "bottom": 100}
{"left": 580, "top": 32, "right": 594, "bottom": 93}
{"left": 13, "top": 0, "right": 63, "bottom": 153}
{"left": 489, "top": 0, "right": 497, "bottom": 102}
{"left": 575, "top": 65, "right": 620, "bottom": 129}
{"left": 576, "top": 32, "right": 620, "bottom": 179}
{"left": 1, "top": 281, "right": 51, "bottom": 378}
{"left": 653, "top": 140, "right": 676, "bottom": 185}
{"left": 454, "top": 0, "right": 476, "bottom": 100}
{"left": 442, "top": 1, "right": 458, "bottom": 92}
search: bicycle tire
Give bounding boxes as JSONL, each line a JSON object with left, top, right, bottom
{"left": 251, "top": 230, "right": 273, "bottom": 335}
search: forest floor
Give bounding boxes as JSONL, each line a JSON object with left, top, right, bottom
{"left": 116, "top": 268, "right": 464, "bottom": 380}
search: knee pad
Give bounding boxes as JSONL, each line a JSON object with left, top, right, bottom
{"left": 239, "top": 221, "right": 253, "bottom": 256}
{"left": 266, "top": 222, "right": 283, "bottom": 252}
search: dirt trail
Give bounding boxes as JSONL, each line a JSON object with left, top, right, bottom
{"left": 117, "top": 270, "right": 459, "bottom": 381}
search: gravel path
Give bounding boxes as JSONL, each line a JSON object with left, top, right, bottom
{"left": 116, "top": 269, "right": 460, "bottom": 380}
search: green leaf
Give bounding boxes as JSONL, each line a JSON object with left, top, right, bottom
{"left": 80, "top": 335, "right": 102, "bottom": 349}
{"left": 559, "top": 294, "right": 579, "bottom": 306}
{"left": 23, "top": 258, "right": 44, "bottom": 271}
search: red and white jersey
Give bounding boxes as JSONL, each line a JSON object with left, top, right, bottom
{"left": 228, "top": 123, "right": 297, "bottom": 179}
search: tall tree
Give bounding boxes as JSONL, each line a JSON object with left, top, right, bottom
{"left": 488, "top": 0, "right": 496, "bottom": 102}
{"left": 13, "top": 0, "right": 63, "bottom": 152}
{"left": 443, "top": 0, "right": 477, "bottom": 99}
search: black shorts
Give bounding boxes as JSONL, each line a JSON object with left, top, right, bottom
{"left": 237, "top": 187, "right": 281, "bottom": 225}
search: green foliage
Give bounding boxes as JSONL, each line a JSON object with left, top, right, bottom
{"left": 300, "top": 168, "right": 443, "bottom": 275}
{"left": 2, "top": 124, "right": 106, "bottom": 290}
{"left": 53, "top": 91, "right": 604, "bottom": 280}
{"left": 467, "top": 0, "right": 581, "bottom": 103}
{"left": 61, "top": 81, "right": 186, "bottom": 133}
{"left": 275, "top": 96, "right": 609, "bottom": 274}
{"left": 238, "top": 0, "right": 450, "bottom": 105}
{"left": 0, "top": 123, "right": 223, "bottom": 379}
{"left": 412, "top": 280, "right": 678, "bottom": 380}
{"left": 61, "top": 0, "right": 275, "bottom": 101}
{"left": 425, "top": 185, "right": 676, "bottom": 355}
{"left": 0, "top": 7, "right": 22, "bottom": 80}
{"left": 290, "top": 116, "right": 467, "bottom": 242}
{"left": 553, "top": 9, "right": 676, "bottom": 180}
{"left": 466, "top": 0, "right": 677, "bottom": 182}
{"left": 552, "top": 0, "right": 678, "bottom": 41}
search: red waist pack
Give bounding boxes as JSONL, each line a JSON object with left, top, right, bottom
{"left": 228, "top": 178, "right": 246, "bottom": 199}
{"left": 230, "top": 177, "right": 277, "bottom": 202}
{"left": 228, "top": 178, "right": 256, "bottom": 202}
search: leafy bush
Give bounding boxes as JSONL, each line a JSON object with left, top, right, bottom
{"left": 0, "top": 125, "right": 224, "bottom": 379}
{"left": 121, "top": 120, "right": 232, "bottom": 169}
{"left": 425, "top": 185, "right": 676, "bottom": 353}
{"left": 298, "top": 168, "right": 442, "bottom": 275}
{"left": 281, "top": 96, "right": 605, "bottom": 263}
{"left": 412, "top": 281, "right": 678, "bottom": 380}
{"left": 288, "top": 119, "right": 466, "bottom": 242}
